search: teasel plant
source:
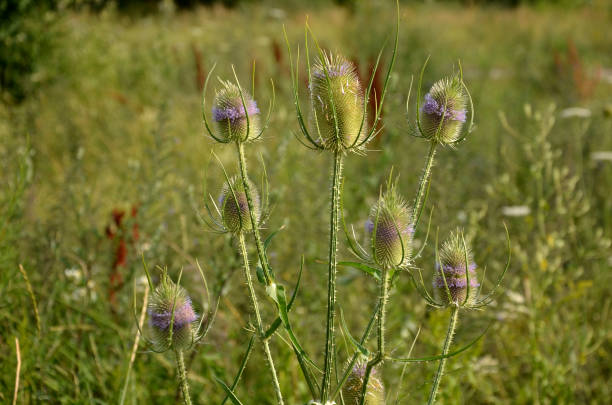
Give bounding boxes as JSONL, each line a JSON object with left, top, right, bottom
{"left": 407, "top": 226, "right": 511, "bottom": 404}
{"left": 201, "top": 62, "right": 321, "bottom": 403}
{"left": 410, "top": 58, "right": 475, "bottom": 230}
{"left": 283, "top": 1, "right": 400, "bottom": 400}
{"left": 133, "top": 260, "right": 218, "bottom": 405}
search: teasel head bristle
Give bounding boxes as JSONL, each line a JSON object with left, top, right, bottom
{"left": 218, "top": 176, "right": 261, "bottom": 234}
{"left": 212, "top": 80, "right": 261, "bottom": 143}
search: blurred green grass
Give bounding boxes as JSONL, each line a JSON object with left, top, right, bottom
{"left": 1, "top": 0, "right": 611, "bottom": 403}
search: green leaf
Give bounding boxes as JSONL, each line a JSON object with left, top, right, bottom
{"left": 215, "top": 378, "right": 244, "bottom": 405}
{"left": 340, "top": 309, "right": 369, "bottom": 356}
{"left": 255, "top": 266, "right": 266, "bottom": 285}
{"left": 338, "top": 261, "right": 381, "bottom": 281}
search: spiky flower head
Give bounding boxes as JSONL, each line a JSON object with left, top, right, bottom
{"left": 433, "top": 229, "right": 479, "bottom": 306}
{"left": 310, "top": 53, "right": 365, "bottom": 151}
{"left": 148, "top": 271, "right": 198, "bottom": 351}
{"left": 212, "top": 80, "right": 260, "bottom": 143}
{"left": 366, "top": 186, "right": 413, "bottom": 268}
{"left": 420, "top": 75, "right": 468, "bottom": 145}
{"left": 218, "top": 177, "right": 261, "bottom": 234}
{"left": 341, "top": 362, "right": 385, "bottom": 405}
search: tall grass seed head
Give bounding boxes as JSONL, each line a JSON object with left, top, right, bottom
{"left": 341, "top": 362, "right": 385, "bottom": 405}
{"left": 310, "top": 53, "right": 365, "bottom": 151}
{"left": 366, "top": 187, "right": 413, "bottom": 268}
{"left": 212, "top": 80, "right": 260, "bottom": 142}
{"left": 219, "top": 177, "right": 261, "bottom": 234}
{"left": 433, "top": 229, "right": 479, "bottom": 306}
{"left": 148, "top": 272, "right": 198, "bottom": 351}
{"left": 420, "top": 75, "right": 467, "bottom": 144}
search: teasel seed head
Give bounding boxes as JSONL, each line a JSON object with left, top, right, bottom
{"left": 341, "top": 362, "right": 385, "bottom": 405}
{"left": 148, "top": 271, "right": 198, "bottom": 352}
{"left": 310, "top": 53, "right": 365, "bottom": 151}
{"left": 219, "top": 177, "right": 261, "bottom": 234}
{"left": 212, "top": 80, "right": 260, "bottom": 143}
{"left": 420, "top": 75, "right": 468, "bottom": 145}
{"left": 366, "top": 186, "right": 413, "bottom": 268}
{"left": 433, "top": 229, "right": 479, "bottom": 306}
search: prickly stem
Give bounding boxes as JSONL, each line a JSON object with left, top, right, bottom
{"left": 427, "top": 305, "right": 459, "bottom": 405}
{"left": 175, "top": 350, "right": 192, "bottom": 405}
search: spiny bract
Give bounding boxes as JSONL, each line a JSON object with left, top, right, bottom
{"left": 219, "top": 177, "right": 261, "bottom": 234}
{"left": 148, "top": 272, "right": 198, "bottom": 351}
{"left": 433, "top": 229, "right": 479, "bottom": 306}
{"left": 310, "top": 53, "right": 365, "bottom": 151}
{"left": 420, "top": 75, "right": 468, "bottom": 145}
{"left": 212, "top": 80, "right": 260, "bottom": 142}
{"left": 341, "top": 362, "right": 385, "bottom": 405}
{"left": 366, "top": 186, "right": 413, "bottom": 268}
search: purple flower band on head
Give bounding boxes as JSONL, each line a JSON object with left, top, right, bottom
{"left": 365, "top": 219, "right": 414, "bottom": 236}
{"left": 149, "top": 298, "right": 198, "bottom": 331}
{"left": 352, "top": 362, "right": 375, "bottom": 378}
{"left": 433, "top": 277, "right": 480, "bottom": 288}
{"left": 212, "top": 100, "right": 260, "bottom": 122}
{"left": 435, "top": 262, "right": 477, "bottom": 275}
{"left": 312, "top": 62, "right": 352, "bottom": 79}
{"left": 422, "top": 93, "right": 466, "bottom": 122}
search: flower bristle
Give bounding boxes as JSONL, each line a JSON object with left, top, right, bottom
{"left": 341, "top": 362, "right": 385, "bottom": 405}
{"left": 433, "top": 229, "right": 479, "bottom": 306}
{"left": 219, "top": 177, "right": 261, "bottom": 234}
{"left": 310, "top": 52, "right": 366, "bottom": 151}
{"left": 148, "top": 271, "right": 198, "bottom": 351}
{"left": 212, "top": 80, "right": 261, "bottom": 143}
{"left": 367, "top": 186, "right": 413, "bottom": 268}
{"left": 420, "top": 75, "right": 468, "bottom": 145}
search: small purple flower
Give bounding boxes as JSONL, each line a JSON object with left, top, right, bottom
{"left": 422, "top": 93, "right": 466, "bottom": 123}
{"left": 212, "top": 99, "right": 260, "bottom": 123}
{"left": 149, "top": 298, "right": 198, "bottom": 331}
{"left": 435, "top": 262, "right": 477, "bottom": 275}
{"left": 433, "top": 276, "right": 480, "bottom": 288}
{"left": 312, "top": 61, "right": 353, "bottom": 79}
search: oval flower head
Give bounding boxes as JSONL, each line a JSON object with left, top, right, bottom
{"left": 218, "top": 176, "right": 261, "bottom": 234}
{"left": 433, "top": 229, "right": 479, "bottom": 307}
{"left": 420, "top": 75, "right": 468, "bottom": 145}
{"left": 310, "top": 53, "right": 366, "bottom": 151}
{"left": 341, "top": 362, "right": 385, "bottom": 405}
{"left": 148, "top": 272, "right": 199, "bottom": 351}
{"left": 366, "top": 186, "right": 413, "bottom": 269}
{"left": 212, "top": 80, "right": 261, "bottom": 143}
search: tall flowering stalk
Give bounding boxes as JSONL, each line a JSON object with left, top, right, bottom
{"left": 200, "top": 67, "right": 285, "bottom": 404}
{"left": 284, "top": 10, "right": 398, "bottom": 398}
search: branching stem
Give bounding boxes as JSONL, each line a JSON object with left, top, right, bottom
{"left": 358, "top": 266, "right": 390, "bottom": 405}
{"left": 427, "top": 305, "right": 459, "bottom": 405}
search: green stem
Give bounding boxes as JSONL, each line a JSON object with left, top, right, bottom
{"left": 358, "top": 266, "right": 390, "bottom": 405}
{"left": 175, "top": 350, "right": 192, "bottom": 405}
{"left": 236, "top": 141, "right": 274, "bottom": 286}
{"left": 412, "top": 141, "right": 437, "bottom": 231}
{"left": 427, "top": 305, "right": 459, "bottom": 405}
{"left": 321, "top": 150, "right": 344, "bottom": 402}
{"left": 237, "top": 233, "right": 284, "bottom": 405}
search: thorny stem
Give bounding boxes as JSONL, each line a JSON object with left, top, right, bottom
{"left": 238, "top": 233, "right": 284, "bottom": 405}
{"left": 412, "top": 141, "right": 438, "bottom": 231}
{"left": 321, "top": 150, "right": 344, "bottom": 402}
{"left": 427, "top": 305, "right": 459, "bottom": 405}
{"left": 175, "top": 350, "right": 192, "bottom": 405}
{"left": 358, "top": 266, "right": 390, "bottom": 405}
{"left": 236, "top": 141, "right": 274, "bottom": 286}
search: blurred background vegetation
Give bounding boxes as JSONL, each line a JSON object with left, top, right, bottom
{"left": 1, "top": 0, "right": 610, "bottom": 403}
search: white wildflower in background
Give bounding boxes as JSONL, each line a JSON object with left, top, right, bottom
{"left": 64, "top": 268, "right": 82, "bottom": 283}
{"left": 559, "top": 107, "right": 591, "bottom": 119}
{"left": 502, "top": 205, "right": 531, "bottom": 217}
{"left": 591, "top": 152, "right": 612, "bottom": 162}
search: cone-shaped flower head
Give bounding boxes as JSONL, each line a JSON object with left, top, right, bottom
{"left": 341, "top": 362, "right": 385, "bottom": 405}
{"left": 366, "top": 186, "right": 413, "bottom": 268}
{"left": 310, "top": 53, "right": 365, "bottom": 151}
{"left": 212, "top": 80, "right": 260, "bottom": 143}
{"left": 218, "top": 177, "right": 261, "bottom": 234}
{"left": 433, "top": 229, "right": 479, "bottom": 306}
{"left": 420, "top": 75, "right": 468, "bottom": 144}
{"left": 148, "top": 272, "right": 198, "bottom": 351}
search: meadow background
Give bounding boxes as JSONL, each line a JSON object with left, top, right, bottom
{"left": 1, "top": 0, "right": 611, "bottom": 403}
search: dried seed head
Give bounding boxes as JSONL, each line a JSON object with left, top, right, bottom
{"left": 148, "top": 272, "right": 198, "bottom": 351}
{"left": 433, "top": 229, "right": 479, "bottom": 306}
{"left": 341, "top": 362, "right": 385, "bottom": 405}
{"left": 212, "top": 81, "right": 260, "bottom": 143}
{"left": 310, "top": 53, "right": 365, "bottom": 151}
{"left": 420, "top": 75, "right": 468, "bottom": 144}
{"left": 219, "top": 177, "right": 260, "bottom": 234}
{"left": 367, "top": 187, "right": 413, "bottom": 268}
